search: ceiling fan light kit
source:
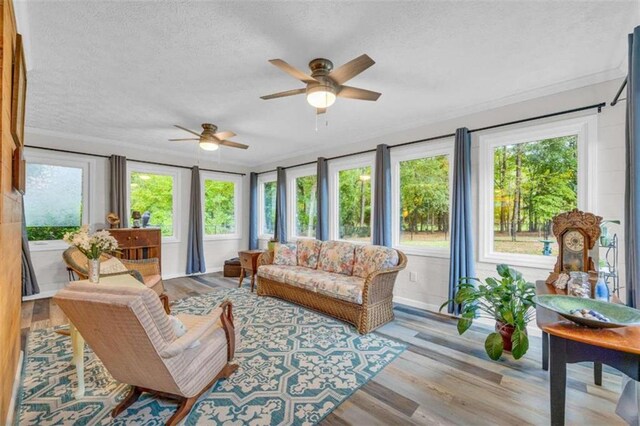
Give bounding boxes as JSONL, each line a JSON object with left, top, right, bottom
{"left": 199, "top": 140, "right": 219, "bottom": 151}
{"left": 261, "top": 54, "right": 381, "bottom": 113}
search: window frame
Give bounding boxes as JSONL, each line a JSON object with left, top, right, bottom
{"left": 328, "top": 153, "right": 376, "bottom": 243}
{"left": 200, "top": 171, "right": 243, "bottom": 241}
{"left": 286, "top": 166, "right": 318, "bottom": 241}
{"left": 24, "top": 148, "right": 96, "bottom": 251}
{"left": 257, "top": 171, "right": 277, "bottom": 241}
{"left": 127, "top": 162, "right": 181, "bottom": 243}
{"left": 391, "top": 140, "right": 454, "bottom": 258}
{"left": 477, "top": 115, "right": 597, "bottom": 269}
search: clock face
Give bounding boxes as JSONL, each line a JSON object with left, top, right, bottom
{"left": 564, "top": 230, "right": 585, "bottom": 252}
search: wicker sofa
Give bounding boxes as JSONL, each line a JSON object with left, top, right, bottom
{"left": 257, "top": 240, "right": 407, "bottom": 334}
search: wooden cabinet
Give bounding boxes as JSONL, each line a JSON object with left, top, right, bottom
{"left": 108, "top": 228, "right": 162, "bottom": 273}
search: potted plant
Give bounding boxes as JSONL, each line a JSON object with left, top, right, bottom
{"left": 267, "top": 237, "right": 278, "bottom": 252}
{"left": 440, "top": 264, "right": 536, "bottom": 360}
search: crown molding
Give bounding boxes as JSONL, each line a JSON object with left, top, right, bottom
{"left": 24, "top": 126, "right": 252, "bottom": 170}
{"left": 251, "top": 67, "right": 624, "bottom": 169}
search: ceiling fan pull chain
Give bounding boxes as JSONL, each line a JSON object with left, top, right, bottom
{"left": 315, "top": 112, "right": 319, "bottom": 132}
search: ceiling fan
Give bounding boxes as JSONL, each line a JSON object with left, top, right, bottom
{"left": 169, "top": 123, "right": 248, "bottom": 151}
{"left": 260, "top": 54, "right": 381, "bottom": 114}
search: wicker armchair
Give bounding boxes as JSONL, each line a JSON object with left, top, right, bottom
{"left": 63, "top": 247, "right": 170, "bottom": 313}
{"left": 257, "top": 247, "right": 407, "bottom": 334}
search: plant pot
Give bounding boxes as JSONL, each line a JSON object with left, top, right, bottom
{"left": 495, "top": 321, "right": 515, "bottom": 352}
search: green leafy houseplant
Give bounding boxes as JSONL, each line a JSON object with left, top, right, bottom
{"left": 440, "top": 264, "right": 536, "bottom": 360}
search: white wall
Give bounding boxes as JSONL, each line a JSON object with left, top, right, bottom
{"left": 253, "top": 78, "right": 627, "bottom": 312}
{"left": 24, "top": 129, "right": 250, "bottom": 299}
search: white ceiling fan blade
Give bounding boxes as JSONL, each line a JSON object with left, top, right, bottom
{"left": 174, "top": 125, "right": 202, "bottom": 137}
{"left": 220, "top": 140, "right": 249, "bottom": 150}
{"left": 329, "top": 54, "right": 375, "bottom": 85}
{"left": 268, "top": 59, "right": 318, "bottom": 84}
{"left": 214, "top": 131, "right": 236, "bottom": 140}
{"left": 168, "top": 138, "right": 199, "bottom": 141}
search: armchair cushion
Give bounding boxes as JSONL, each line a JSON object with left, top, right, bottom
{"left": 101, "top": 257, "right": 129, "bottom": 274}
{"left": 167, "top": 315, "right": 200, "bottom": 349}
{"left": 318, "top": 240, "right": 356, "bottom": 275}
{"left": 273, "top": 243, "right": 297, "bottom": 266}
{"left": 353, "top": 245, "right": 399, "bottom": 279}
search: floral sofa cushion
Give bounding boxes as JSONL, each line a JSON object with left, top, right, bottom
{"left": 257, "top": 265, "right": 298, "bottom": 282}
{"left": 352, "top": 245, "right": 399, "bottom": 279}
{"left": 296, "top": 239, "right": 322, "bottom": 269}
{"left": 317, "top": 240, "right": 356, "bottom": 275}
{"left": 315, "top": 274, "right": 366, "bottom": 304}
{"left": 273, "top": 243, "right": 297, "bottom": 266}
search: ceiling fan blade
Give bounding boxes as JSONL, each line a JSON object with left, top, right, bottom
{"left": 174, "top": 125, "right": 202, "bottom": 137}
{"left": 168, "top": 138, "right": 199, "bottom": 141}
{"left": 260, "top": 88, "right": 306, "bottom": 100}
{"left": 268, "top": 59, "right": 318, "bottom": 84}
{"left": 220, "top": 140, "right": 249, "bottom": 150}
{"left": 214, "top": 131, "right": 236, "bottom": 140}
{"left": 338, "top": 85, "right": 381, "bottom": 101}
{"left": 329, "top": 54, "right": 375, "bottom": 85}
{"left": 316, "top": 108, "right": 326, "bottom": 115}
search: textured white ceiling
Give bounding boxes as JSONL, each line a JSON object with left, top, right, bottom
{"left": 21, "top": 0, "right": 637, "bottom": 167}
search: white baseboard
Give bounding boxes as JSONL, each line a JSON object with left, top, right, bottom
{"left": 6, "top": 350, "right": 23, "bottom": 426}
{"left": 163, "top": 266, "right": 223, "bottom": 280}
{"left": 393, "top": 296, "right": 441, "bottom": 313}
{"left": 22, "top": 289, "right": 59, "bottom": 301}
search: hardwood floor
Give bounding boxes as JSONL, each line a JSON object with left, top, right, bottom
{"left": 21, "top": 274, "right": 626, "bottom": 425}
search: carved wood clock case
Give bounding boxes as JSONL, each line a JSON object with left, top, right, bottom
{"left": 551, "top": 209, "right": 602, "bottom": 274}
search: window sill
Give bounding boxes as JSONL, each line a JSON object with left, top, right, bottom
{"left": 29, "top": 240, "right": 69, "bottom": 252}
{"left": 161, "top": 237, "right": 181, "bottom": 244}
{"left": 479, "top": 252, "right": 556, "bottom": 270}
{"left": 204, "top": 235, "right": 242, "bottom": 242}
{"left": 394, "top": 246, "right": 450, "bottom": 258}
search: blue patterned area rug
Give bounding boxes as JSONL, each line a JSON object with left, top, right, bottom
{"left": 19, "top": 288, "right": 406, "bottom": 425}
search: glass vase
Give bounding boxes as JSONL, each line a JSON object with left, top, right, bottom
{"left": 88, "top": 258, "right": 100, "bottom": 283}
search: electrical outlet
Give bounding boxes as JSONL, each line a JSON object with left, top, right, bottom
{"left": 409, "top": 271, "right": 418, "bottom": 282}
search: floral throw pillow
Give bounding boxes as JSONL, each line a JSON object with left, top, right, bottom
{"left": 273, "top": 243, "right": 298, "bottom": 266}
{"left": 296, "top": 239, "right": 322, "bottom": 269}
{"left": 352, "top": 245, "right": 399, "bottom": 279}
{"left": 318, "top": 240, "right": 356, "bottom": 275}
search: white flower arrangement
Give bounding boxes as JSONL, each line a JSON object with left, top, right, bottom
{"left": 63, "top": 225, "right": 119, "bottom": 260}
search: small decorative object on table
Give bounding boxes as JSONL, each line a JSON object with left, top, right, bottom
{"left": 533, "top": 294, "right": 640, "bottom": 328}
{"left": 142, "top": 211, "right": 151, "bottom": 228}
{"left": 131, "top": 211, "right": 142, "bottom": 228}
{"left": 553, "top": 272, "right": 570, "bottom": 290}
{"left": 63, "top": 225, "right": 119, "bottom": 283}
{"left": 441, "top": 264, "right": 536, "bottom": 361}
{"left": 567, "top": 271, "right": 591, "bottom": 298}
{"left": 106, "top": 212, "right": 120, "bottom": 229}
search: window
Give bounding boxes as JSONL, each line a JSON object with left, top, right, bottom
{"left": 391, "top": 141, "right": 453, "bottom": 255}
{"left": 479, "top": 116, "right": 596, "bottom": 268}
{"left": 23, "top": 150, "right": 93, "bottom": 245}
{"left": 329, "top": 155, "right": 375, "bottom": 243}
{"left": 25, "top": 164, "right": 84, "bottom": 241}
{"left": 258, "top": 173, "right": 277, "bottom": 239}
{"left": 287, "top": 167, "right": 317, "bottom": 239}
{"left": 201, "top": 172, "right": 242, "bottom": 239}
{"left": 128, "top": 165, "right": 179, "bottom": 240}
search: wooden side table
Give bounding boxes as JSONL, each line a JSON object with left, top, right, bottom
{"left": 238, "top": 250, "right": 264, "bottom": 292}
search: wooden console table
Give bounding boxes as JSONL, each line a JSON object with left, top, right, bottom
{"left": 108, "top": 228, "right": 162, "bottom": 274}
{"left": 536, "top": 280, "right": 637, "bottom": 425}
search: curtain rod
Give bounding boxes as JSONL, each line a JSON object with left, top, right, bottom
{"left": 24, "top": 145, "right": 247, "bottom": 176}
{"left": 611, "top": 76, "right": 627, "bottom": 106}
{"left": 256, "top": 101, "right": 605, "bottom": 175}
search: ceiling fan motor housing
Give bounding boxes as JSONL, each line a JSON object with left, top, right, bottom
{"left": 307, "top": 58, "right": 337, "bottom": 107}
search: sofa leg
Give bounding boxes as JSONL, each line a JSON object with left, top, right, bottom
{"left": 112, "top": 386, "right": 142, "bottom": 418}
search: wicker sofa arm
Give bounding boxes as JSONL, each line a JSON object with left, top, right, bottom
{"left": 361, "top": 251, "right": 408, "bottom": 304}
{"left": 257, "top": 251, "right": 273, "bottom": 267}
{"left": 121, "top": 258, "right": 161, "bottom": 277}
